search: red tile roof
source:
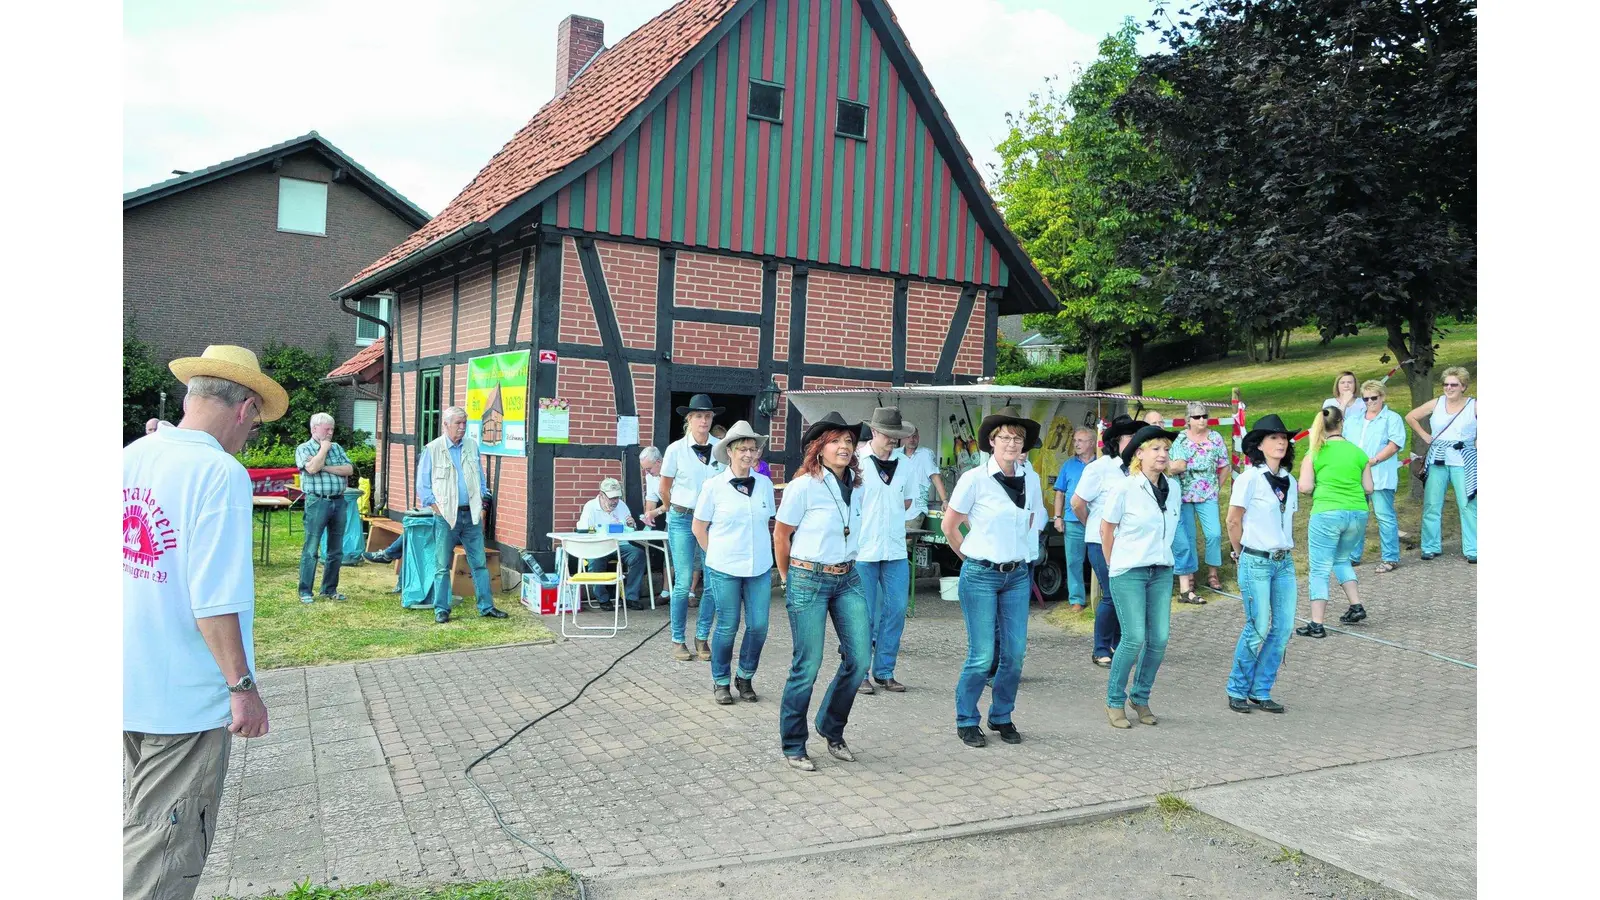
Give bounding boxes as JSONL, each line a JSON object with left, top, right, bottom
{"left": 341, "top": 0, "right": 740, "bottom": 292}
{"left": 326, "top": 338, "right": 386, "bottom": 382}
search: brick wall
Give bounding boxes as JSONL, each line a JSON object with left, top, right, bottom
{"left": 554, "top": 458, "right": 621, "bottom": 534}
{"left": 768, "top": 371, "right": 790, "bottom": 453}
{"left": 773, "top": 265, "right": 792, "bottom": 362}
{"left": 672, "top": 321, "right": 760, "bottom": 368}
{"left": 556, "top": 358, "right": 618, "bottom": 444}
{"left": 123, "top": 149, "right": 420, "bottom": 424}
{"left": 675, "top": 251, "right": 763, "bottom": 312}
{"left": 803, "top": 270, "right": 894, "bottom": 369}
{"left": 904, "top": 282, "right": 964, "bottom": 373}
{"left": 955, "top": 290, "right": 988, "bottom": 377}
{"left": 596, "top": 241, "right": 657, "bottom": 350}
{"left": 558, "top": 237, "right": 602, "bottom": 345}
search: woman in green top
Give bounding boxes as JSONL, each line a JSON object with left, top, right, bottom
{"left": 1295, "top": 406, "right": 1373, "bottom": 638}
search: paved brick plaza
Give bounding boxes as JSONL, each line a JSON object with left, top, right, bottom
{"left": 199, "top": 555, "right": 1476, "bottom": 898}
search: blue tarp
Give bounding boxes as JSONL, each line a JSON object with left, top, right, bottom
{"left": 400, "top": 513, "right": 439, "bottom": 608}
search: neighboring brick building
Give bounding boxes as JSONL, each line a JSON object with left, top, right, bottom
{"left": 331, "top": 0, "right": 1057, "bottom": 564}
{"left": 124, "top": 131, "right": 430, "bottom": 432}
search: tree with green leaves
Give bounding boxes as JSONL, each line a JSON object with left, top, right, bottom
{"left": 1117, "top": 0, "right": 1476, "bottom": 406}
{"left": 993, "top": 19, "right": 1187, "bottom": 392}
{"left": 253, "top": 342, "right": 370, "bottom": 455}
{"left": 123, "top": 323, "right": 180, "bottom": 445}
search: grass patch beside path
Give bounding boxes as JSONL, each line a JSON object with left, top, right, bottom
{"left": 1112, "top": 323, "right": 1478, "bottom": 431}
{"left": 214, "top": 871, "right": 579, "bottom": 900}
{"left": 252, "top": 514, "right": 554, "bottom": 670}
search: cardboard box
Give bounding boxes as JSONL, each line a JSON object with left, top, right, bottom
{"left": 450, "top": 546, "right": 501, "bottom": 598}
{"left": 520, "top": 575, "right": 562, "bottom": 615}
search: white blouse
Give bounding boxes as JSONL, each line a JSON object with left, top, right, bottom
{"left": 855, "top": 446, "right": 917, "bottom": 562}
{"left": 1228, "top": 465, "right": 1297, "bottom": 553}
{"left": 775, "top": 468, "right": 863, "bottom": 565}
{"left": 946, "top": 457, "right": 1047, "bottom": 564}
{"left": 1102, "top": 473, "right": 1183, "bottom": 577}
{"left": 660, "top": 435, "right": 723, "bottom": 510}
{"left": 693, "top": 470, "right": 776, "bottom": 577}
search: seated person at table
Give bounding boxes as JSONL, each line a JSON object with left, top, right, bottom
{"left": 364, "top": 535, "right": 403, "bottom": 564}
{"left": 575, "top": 477, "right": 648, "bottom": 611}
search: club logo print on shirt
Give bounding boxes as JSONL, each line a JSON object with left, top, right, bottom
{"left": 123, "top": 487, "right": 176, "bottom": 583}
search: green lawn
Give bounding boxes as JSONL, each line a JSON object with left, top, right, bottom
{"left": 251, "top": 512, "right": 554, "bottom": 670}
{"left": 1111, "top": 322, "right": 1478, "bottom": 431}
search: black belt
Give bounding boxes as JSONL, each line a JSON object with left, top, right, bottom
{"left": 1241, "top": 546, "right": 1291, "bottom": 561}
{"left": 967, "top": 558, "right": 1030, "bottom": 573}
{"left": 306, "top": 492, "right": 345, "bottom": 500}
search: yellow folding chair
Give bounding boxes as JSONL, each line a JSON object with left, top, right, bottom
{"left": 559, "top": 536, "right": 629, "bottom": 638}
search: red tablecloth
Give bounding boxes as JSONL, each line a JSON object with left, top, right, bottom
{"left": 247, "top": 467, "right": 298, "bottom": 497}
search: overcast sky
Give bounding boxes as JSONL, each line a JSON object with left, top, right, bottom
{"left": 124, "top": 0, "right": 1164, "bottom": 216}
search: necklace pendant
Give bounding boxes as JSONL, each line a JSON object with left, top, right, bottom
{"left": 843, "top": 526, "right": 851, "bottom": 538}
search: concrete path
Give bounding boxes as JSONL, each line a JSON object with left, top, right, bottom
{"left": 198, "top": 550, "right": 1476, "bottom": 899}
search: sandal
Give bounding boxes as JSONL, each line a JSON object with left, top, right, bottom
{"left": 1374, "top": 561, "right": 1399, "bottom": 574}
{"left": 1176, "top": 590, "right": 1208, "bottom": 605}
{"left": 1207, "top": 574, "right": 1224, "bottom": 591}
{"left": 1092, "top": 654, "right": 1112, "bottom": 668}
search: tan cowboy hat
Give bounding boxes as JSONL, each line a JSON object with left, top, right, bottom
{"left": 169, "top": 345, "right": 290, "bottom": 422}
{"left": 713, "top": 420, "right": 769, "bottom": 466}
{"left": 864, "top": 406, "right": 916, "bottom": 439}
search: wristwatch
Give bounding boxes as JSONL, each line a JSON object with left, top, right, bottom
{"left": 227, "top": 674, "right": 257, "bottom": 694}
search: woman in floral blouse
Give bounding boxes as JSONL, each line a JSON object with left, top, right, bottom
{"left": 1168, "top": 402, "right": 1232, "bottom": 603}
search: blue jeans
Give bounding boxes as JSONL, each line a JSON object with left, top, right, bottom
{"left": 1173, "top": 498, "right": 1222, "bottom": 575}
{"left": 778, "top": 565, "right": 870, "bottom": 758}
{"left": 954, "top": 560, "right": 1031, "bottom": 727}
{"left": 381, "top": 535, "right": 403, "bottom": 558}
{"left": 298, "top": 495, "right": 346, "bottom": 595}
{"left": 1352, "top": 489, "right": 1400, "bottom": 565}
{"left": 1107, "top": 565, "right": 1172, "bottom": 708}
{"left": 1421, "top": 464, "right": 1477, "bottom": 558}
{"left": 857, "top": 558, "right": 911, "bottom": 680}
{"left": 1086, "top": 542, "right": 1121, "bottom": 658}
{"left": 1308, "top": 510, "right": 1367, "bottom": 601}
{"left": 706, "top": 566, "right": 772, "bottom": 686}
{"left": 592, "top": 542, "right": 647, "bottom": 606}
{"left": 432, "top": 510, "right": 494, "bottom": 614}
{"left": 1062, "top": 521, "right": 1087, "bottom": 605}
{"left": 667, "top": 509, "right": 714, "bottom": 643}
{"left": 1227, "top": 554, "right": 1297, "bottom": 701}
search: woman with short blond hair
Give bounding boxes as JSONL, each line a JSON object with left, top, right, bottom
{"left": 1405, "top": 367, "right": 1477, "bottom": 563}
{"left": 1349, "top": 380, "right": 1407, "bottom": 573}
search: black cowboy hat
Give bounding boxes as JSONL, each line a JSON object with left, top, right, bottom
{"left": 1120, "top": 424, "right": 1181, "bottom": 468}
{"left": 675, "top": 393, "right": 725, "bottom": 416}
{"left": 977, "top": 406, "right": 1043, "bottom": 453}
{"left": 800, "top": 411, "right": 863, "bottom": 448}
{"left": 1241, "top": 413, "right": 1295, "bottom": 458}
{"left": 1100, "top": 413, "right": 1142, "bottom": 450}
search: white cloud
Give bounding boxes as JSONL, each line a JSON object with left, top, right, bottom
{"left": 124, "top": 0, "right": 1142, "bottom": 213}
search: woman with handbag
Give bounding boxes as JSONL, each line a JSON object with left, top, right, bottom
{"left": 1296, "top": 407, "right": 1373, "bottom": 637}
{"left": 1404, "top": 367, "right": 1477, "bottom": 563}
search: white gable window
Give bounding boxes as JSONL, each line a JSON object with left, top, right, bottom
{"left": 356, "top": 294, "right": 390, "bottom": 346}
{"left": 352, "top": 399, "right": 378, "bottom": 447}
{"left": 277, "top": 177, "right": 328, "bottom": 235}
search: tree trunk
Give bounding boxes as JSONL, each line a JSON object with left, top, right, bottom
{"left": 1387, "top": 311, "right": 1437, "bottom": 500}
{"left": 1083, "top": 330, "right": 1102, "bottom": 391}
{"left": 1128, "top": 331, "right": 1145, "bottom": 397}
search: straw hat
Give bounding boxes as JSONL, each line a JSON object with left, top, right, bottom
{"left": 169, "top": 345, "right": 289, "bottom": 422}
{"left": 713, "top": 420, "right": 769, "bottom": 466}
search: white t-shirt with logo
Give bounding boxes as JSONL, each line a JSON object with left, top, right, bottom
{"left": 661, "top": 435, "right": 723, "bottom": 511}
{"left": 694, "top": 470, "right": 776, "bottom": 577}
{"left": 123, "top": 427, "right": 256, "bottom": 734}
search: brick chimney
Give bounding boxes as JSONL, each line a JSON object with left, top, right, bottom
{"left": 555, "top": 15, "right": 605, "bottom": 97}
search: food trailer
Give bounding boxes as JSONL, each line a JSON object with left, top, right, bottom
{"left": 784, "top": 384, "right": 1240, "bottom": 602}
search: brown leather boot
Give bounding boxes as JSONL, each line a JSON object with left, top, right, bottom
{"left": 671, "top": 642, "right": 692, "bottom": 661}
{"left": 694, "top": 638, "right": 711, "bottom": 660}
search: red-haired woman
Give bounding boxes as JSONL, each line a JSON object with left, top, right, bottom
{"left": 773, "top": 412, "right": 869, "bottom": 772}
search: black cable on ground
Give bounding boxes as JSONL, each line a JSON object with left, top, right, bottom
{"left": 463, "top": 619, "right": 670, "bottom": 900}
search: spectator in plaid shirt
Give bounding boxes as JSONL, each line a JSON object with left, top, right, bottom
{"left": 295, "top": 413, "right": 354, "bottom": 603}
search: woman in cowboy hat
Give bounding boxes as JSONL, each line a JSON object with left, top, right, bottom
{"left": 773, "top": 412, "right": 869, "bottom": 771}
{"left": 693, "top": 421, "right": 777, "bottom": 705}
{"left": 1224, "top": 414, "right": 1299, "bottom": 714}
{"left": 1072, "top": 414, "right": 1143, "bottom": 667}
{"left": 942, "top": 406, "right": 1047, "bottom": 748}
{"left": 854, "top": 407, "right": 919, "bottom": 695}
{"left": 1100, "top": 424, "right": 1182, "bottom": 729}
{"left": 658, "top": 393, "right": 725, "bottom": 661}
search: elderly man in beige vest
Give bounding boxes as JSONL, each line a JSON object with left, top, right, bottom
{"left": 416, "top": 406, "right": 508, "bottom": 623}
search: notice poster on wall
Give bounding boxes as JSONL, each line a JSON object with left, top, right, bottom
{"left": 536, "top": 398, "right": 570, "bottom": 444}
{"left": 465, "top": 350, "right": 530, "bottom": 457}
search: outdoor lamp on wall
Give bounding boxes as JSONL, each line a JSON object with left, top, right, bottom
{"left": 756, "top": 377, "right": 781, "bottom": 418}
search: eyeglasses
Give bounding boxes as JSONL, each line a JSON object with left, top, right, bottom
{"left": 991, "top": 435, "right": 1026, "bottom": 446}
{"left": 1442, "top": 382, "right": 1462, "bottom": 389}
{"left": 1363, "top": 396, "right": 1382, "bottom": 402}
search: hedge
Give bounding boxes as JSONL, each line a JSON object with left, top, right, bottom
{"left": 996, "top": 335, "right": 1226, "bottom": 391}
{"left": 237, "top": 442, "right": 378, "bottom": 472}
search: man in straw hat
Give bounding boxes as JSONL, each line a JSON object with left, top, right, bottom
{"left": 854, "top": 407, "right": 919, "bottom": 694}
{"left": 123, "top": 345, "right": 288, "bottom": 899}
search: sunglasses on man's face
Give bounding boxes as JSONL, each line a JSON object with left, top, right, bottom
{"left": 1189, "top": 414, "right": 1206, "bottom": 420}
{"left": 1363, "top": 396, "right": 1382, "bottom": 402}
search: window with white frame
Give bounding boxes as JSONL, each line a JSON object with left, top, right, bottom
{"left": 356, "top": 294, "right": 390, "bottom": 346}
{"left": 351, "top": 399, "right": 378, "bottom": 447}
{"left": 277, "top": 177, "right": 328, "bottom": 235}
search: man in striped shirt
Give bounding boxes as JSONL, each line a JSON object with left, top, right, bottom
{"left": 295, "top": 412, "right": 354, "bottom": 603}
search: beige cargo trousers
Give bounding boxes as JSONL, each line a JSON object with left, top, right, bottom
{"left": 123, "top": 728, "right": 231, "bottom": 900}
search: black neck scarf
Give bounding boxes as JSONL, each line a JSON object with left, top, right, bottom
{"left": 827, "top": 468, "right": 854, "bottom": 507}
{"left": 1151, "top": 474, "right": 1171, "bottom": 512}
{"left": 730, "top": 476, "right": 755, "bottom": 496}
{"left": 1262, "top": 469, "right": 1292, "bottom": 512}
{"left": 870, "top": 454, "right": 899, "bottom": 484}
{"left": 992, "top": 471, "right": 1027, "bottom": 509}
{"left": 692, "top": 443, "right": 712, "bottom": 465}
